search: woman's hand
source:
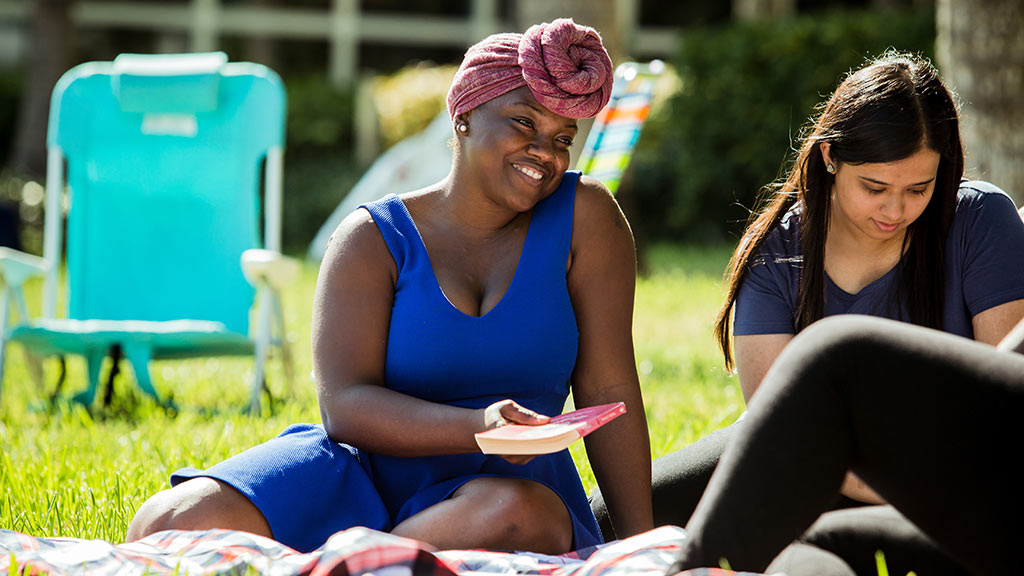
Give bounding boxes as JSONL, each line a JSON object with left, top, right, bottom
{"left": 481, "top": 399, "right": 550, "bottom": 465}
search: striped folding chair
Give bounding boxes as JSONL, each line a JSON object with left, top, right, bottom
{"left": 576, "top": 60, "right": 665, "bottom": 195}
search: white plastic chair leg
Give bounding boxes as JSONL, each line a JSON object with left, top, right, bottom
{"left": 0, "top": 288, "right": 10, "bottom": 405}
{"left": 271, "top": 292, "right": 293, "bottom": 386}
{"left": 250, "top": 288, "right": 272, "bottom": 414}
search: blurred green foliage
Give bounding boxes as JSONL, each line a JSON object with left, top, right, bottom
{"left": 286, "top": 75, "right": 357, "bottom": 154}
{"left": 282, "top": 64, "right": 454, "bottom": 254}
{"left": 281, "top": 74, "right": 360, "bottom": 254}
{"left": 372, "top": 63, "right": 456, "bottom": 150}
{"left": 627, "top": 7, "right": 936, "bottom": 244}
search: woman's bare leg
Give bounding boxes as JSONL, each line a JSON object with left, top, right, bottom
{"left": 126, "top": 477, "right": 271, "bottom": 542}
{"left": 392, "top": 476, "right": 572, "bottom": 554}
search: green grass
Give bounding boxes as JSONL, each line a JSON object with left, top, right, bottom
{"left": 0, "top": 242, "right": 742, "bottom": 542}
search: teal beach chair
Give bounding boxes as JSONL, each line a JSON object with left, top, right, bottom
{"left": 0, "top": 52, "right": 296, "bottom": 412}
{"left": 576, "top": 60, "right": 664, "bottom": 195}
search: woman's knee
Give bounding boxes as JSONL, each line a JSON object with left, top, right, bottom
{"left": 461, "top": 477, "right": 572, "bottom": 553}
{"left": 770, "top": 316, "right": 899, "bottom": 391}
{"left": 788, "top": 317, "right": 889, "bottom": 365}
{"left": 126, "top": 477, "right": 270, "bottom": 542}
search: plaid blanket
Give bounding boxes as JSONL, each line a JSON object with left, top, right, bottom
{"left": 0, "top": 525, "right": 763, "bottom": 576}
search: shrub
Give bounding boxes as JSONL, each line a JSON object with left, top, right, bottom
{"left": 372, "top": 63, "right": 456, "bottom": 150}
{"left": 280, "top": 64, "right": 458, "bottom": 254}
{"left": 285, "top": 74, "right": 357, "bottom": 155}
{"left": 281, "top": 75, "right": 360, "bottom": 254}
{"left": 629, "top": 8, "right": 935, "bottom": 244}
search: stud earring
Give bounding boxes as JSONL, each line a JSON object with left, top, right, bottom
{"left": 826, "top": 163, "right": 835, "bottom": 174}
{"left": 457, "top": 123, "right": 468, "bottom": 134}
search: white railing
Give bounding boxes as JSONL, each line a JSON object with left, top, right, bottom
{"left": 0, "top": 0, "right": 678, "bottom": 85}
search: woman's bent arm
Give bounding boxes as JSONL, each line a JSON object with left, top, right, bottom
{"left": 568, "top": 178, "right": 653, "bottom": 538}
{"left": 733, "top": 333, "right": 792, "bottom": 402}
{"left": 313, "top": 209, "right": 485, "bottom": 456}
{"left": 973, "top": 299, "right": 1024, "bottom": 346}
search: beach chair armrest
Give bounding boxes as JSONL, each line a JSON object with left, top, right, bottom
{"left": 241, "top": 249, "right": 300, "bottom": 291}
{"left": 0, "top": 247, "right": 48, "bottom": 288}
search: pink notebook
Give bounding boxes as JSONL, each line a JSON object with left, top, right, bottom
{"left": 474, "top": 402, "right": 627, "bottom": 455}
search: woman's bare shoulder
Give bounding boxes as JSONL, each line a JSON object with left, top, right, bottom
{"left": 573, "top": 174, "right": 631, "bottom": 238}
{"left": 322, "top": 206, "right": 396, "bottom": 281}
{"left": 575, "top": 173, "right": 615, "bottom": 205}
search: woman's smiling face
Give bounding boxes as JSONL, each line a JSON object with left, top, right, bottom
{"left": 823, "top": 143, "right": 941, "bottom": 245}
{"left": 457, "top": 86, "right": 578, "bottom": 212}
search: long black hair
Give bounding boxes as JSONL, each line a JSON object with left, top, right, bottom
{"left": 715, "top": 51, "right": 964, "bottom": 370}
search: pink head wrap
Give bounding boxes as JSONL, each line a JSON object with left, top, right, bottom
{"left": 446, "top": 18, "right": 614, "bottom": 121}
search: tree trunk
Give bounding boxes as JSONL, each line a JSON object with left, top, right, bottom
{"left": 937, "top": 0, "right": 1024, "bottom": 205}
{"left": 10, "top": 0, "right": 73, "bottom": 179}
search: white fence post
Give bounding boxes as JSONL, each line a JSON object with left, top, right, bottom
{"left": 469, "top": 0, "right": 499, "bottom": 44}
{"left": 329, "top": 0, "right": 358, "bottom": 87}
{"left": 191, "top": 0, "right": 219, "bottom": 53}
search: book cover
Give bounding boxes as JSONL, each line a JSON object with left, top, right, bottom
{"left": 474, "top": 402, "right": 626, "bottom": 455}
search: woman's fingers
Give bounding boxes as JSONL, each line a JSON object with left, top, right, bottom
{"left": 481, "top": 400, "right": 548, "bottom": 463}
{"left": 483, "top": 399, "right": 551, "bottom": 429}
{"left": 500, "top": 401, "right": 551, "bottom": 425}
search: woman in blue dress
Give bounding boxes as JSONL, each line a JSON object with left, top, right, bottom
{"left": 127, "top": 18, "right": 653, "bottom": 554}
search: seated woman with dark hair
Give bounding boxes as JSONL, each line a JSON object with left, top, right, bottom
{"left": 593, "top": 50, "right": 1024, "bottom": 574}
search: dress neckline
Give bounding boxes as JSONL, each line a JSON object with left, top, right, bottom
{"left": 394, "top": 195, "right": 535, "bottom": 319}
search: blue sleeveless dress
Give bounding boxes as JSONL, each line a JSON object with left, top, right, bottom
{"left": 171, "top": 171, "right": 602, "bottom": 553}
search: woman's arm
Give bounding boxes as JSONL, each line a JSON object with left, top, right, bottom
{"left": 313, "top": 209, "right": 541, "bottom": 456}
{"left": 961, "top": 187, "right": 1024, "bottom": 347}
{"left": 567, "top": 177, "right": 653, "bottom": 538}
{"left": 733, "top": 334, "right": 792, "bottom": 403}
{"left": 973, "top": 299, "right": 1024, "bottom": 346}
{"left": 998, "top": 315, "right": 1024, "bottom": 354}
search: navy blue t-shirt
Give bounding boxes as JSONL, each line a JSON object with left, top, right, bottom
{"left": 734, "top": 180, "right": 1024, "bottom": 339}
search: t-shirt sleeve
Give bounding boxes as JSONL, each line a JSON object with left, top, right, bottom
{"left": 733, "top": 250, "right": 798, "bottom": 336}
{"left": 958, "top": 186, "right": 1024, "bottom": 316}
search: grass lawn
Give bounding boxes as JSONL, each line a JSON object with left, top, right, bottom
{"left": 0, "top": 242, "right": 743, "bottom": 542}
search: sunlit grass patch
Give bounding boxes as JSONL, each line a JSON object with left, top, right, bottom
{"left": 2, "top": 243, "right": 741, "bottom": 541}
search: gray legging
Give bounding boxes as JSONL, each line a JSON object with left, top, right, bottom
{"left": 666, "top": 315, "right": 1024, "bottom": 575}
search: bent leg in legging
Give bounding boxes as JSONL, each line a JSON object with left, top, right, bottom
{"left": 591, "top": 424, "right": 732, "bottom": 541}
{"left": 671, "top": 315, "right": 1024, "bottom": 575}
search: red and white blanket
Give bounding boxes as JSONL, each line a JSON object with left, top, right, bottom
{"left": 0, "top": 525, "right": 761, "bottom": 576}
